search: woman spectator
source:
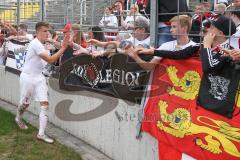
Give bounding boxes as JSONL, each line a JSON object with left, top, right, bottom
{"left": 60, "top": 23, "right": 88, "bottom": 62}
{"left": 88, "top": 26, "right": 105, "bottom": 42}
{"left": 99, "top": 7, "right": 118, "bottom": 41}
{"left": 136, "top": 0, "right": 147, "bottom": 15}
{"left": 71, "top": 23, "right": 87, "bottom": 48}
{"left": 121, "top": 4, "right": 142, "bottom": 31}
{"left": 113, "top": 1, "right": 123, "bottom": 26}
{"left": 214, "top": 3, "right": 227, "bottom": 15}
{"left": 87, "top": 26, "right": 106, "bottom": 52}
{"left": 99, "top": 7, "right": 118, "bottom": 30}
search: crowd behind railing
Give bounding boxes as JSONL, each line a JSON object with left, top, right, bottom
{"left": 0, "top": 0, "right": 239, "bottom": 77}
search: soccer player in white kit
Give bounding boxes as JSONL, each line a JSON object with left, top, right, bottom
{"left": 15, "top": 22, "right": 69, "bottom": 143}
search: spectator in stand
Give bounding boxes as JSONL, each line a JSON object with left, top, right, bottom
{"left": 6, "top": 24, "right": 33, "bottom": 42}
{"left": 197, "top": 16, "right": 238, "bottom": 110}
{"left": 118, "top": 0, "right": 125, "bottom": 10}
{"left": 99, "top": 7, "right": 118, "bottom": 29}
{"left": 127, "top": 15, "right": 150, "bottom": 47}
{"left": 214, "top": 3, "right": 227, "bottom": 15}
{"left": 71, "top": 23, "right": 87, "bottom": 48}
{"left": 60, "top": 23, "right": 88, "bottom": 62}
{"left": 0, "top": 23, "right": 12, "bottom": 65}
{"left": 54, "top": 23, "right": 86, "bottom": 49}
{"left": 222, "top": 48, "right": 240, "bottom": 62}
{"left": 88, "top": 26, "right": 105, "bottom": 42}
{"left": 158, "top": 15, "right": 196, "bottom": 51}
{"left": 190, "top": 2, "right": 219, "bottom": 43}
{"left": 90, "top": 15, "right": 150, "bottom": 48}
{"left": 45, "top": 26, "right": 58, "bottom": 53}
{"left": 121, "top": 4, "right": 141, "bottom": 31}
{"left": 214, "top": 0, "right": 229, "bottom": 6}
{"left": 87, "top": 26, "right": 106, "bottom": 52}
{"left": 112, "top": 2, "right": 123, "bottom": 27}
{"left": 87, "top": 15, "right": 150, "bottom": 58}
{"left": 0, "top": 29, "right": 7, "bottom": 47}
{"left": 157, "top": 0, "right": 188, "bottom": 47}
{"left": 127, "top": 15, "right": 196, "bottom": 70}
{"left": 136, "top": 0, "right": 147, "bottom": 15}
{"left": 99, "top": 7, "right": 118, "bottom": 41}
{"left": 229, "top": 6, "right": 240, "bottom": 49}
{"left": 0, "top": 29, "right": 7, "bottom": 65}
{"left": 0, "top": 21, "right": 17, "bottom": 36}
{"left": 17, "top": 24, "right": 34, "bottom": 41}
{"left": 42, "top": 27, "right": 59, "bottom": 77}
{"left": 203, "top": 1, "right": 212, "bottom": 11}
{"left": 232, "top": 0, "right": 240, "bottom": 7}
{"left": 190, "top": 3, "right": 205, "bottom": 43}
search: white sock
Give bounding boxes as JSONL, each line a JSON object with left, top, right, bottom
{"left": 16, "top": 104, "right": 28, "bottom": 121}
{"left": 38, "top": 106, "right": 48, "bottom": 136}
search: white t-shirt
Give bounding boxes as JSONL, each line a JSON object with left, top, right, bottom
{"left": 214, "top": 0, "right": 228, "bottom": 4}
{"left": 157, "top": 40, "right": 196, "bottom": 51}
{"left": 99, "top": 14, "right": 118, "bottom": 32}
{"left": 154, "top": 40, "right": 196, "bottom": 61}
{"left": 124, "top": 16, "right": 134, "bottom": 24}
{"left": 123, "top": 14, "right": 142, "bottom": 30}
{"left": 22, "top": 38, "right": 48, "bottom": 74}
{"left": 26, "top": 34, "right": 34, "bottom": 41}
{"left": 126, "top": 36, "right": 150, "bottom": 48}
{"left": 229, "top": 25, "right": 240, "bottom": 49}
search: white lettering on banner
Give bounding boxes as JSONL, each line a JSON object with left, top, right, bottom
{"left": 71, "top": 64, "right": 84, "bottom": 77}
{"left": 99, "top": 69, "right": 112, "bottom": 83}
{"left": 70, "top": 64, "right": 141, "bottom": 87}
{"left": 112, "top": 69, "right": 140, "bottom": 86}
{"left": 113, "top": 69, "right": 120, "bottom": 84}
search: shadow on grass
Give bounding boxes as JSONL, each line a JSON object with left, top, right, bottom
{"left": 0, "top": 107, "right": 82, "bottom": 160}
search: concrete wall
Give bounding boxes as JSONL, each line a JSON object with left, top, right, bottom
{"left": 0, "top": 65, "right": 159, "bottom": 160}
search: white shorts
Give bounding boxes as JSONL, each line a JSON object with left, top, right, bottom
{"left": 20, "top": 72, "right": 48, "bottom": 104}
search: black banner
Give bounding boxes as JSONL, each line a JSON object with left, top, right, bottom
{"left": 59, "top": 54, "right": 150, "bottom": 103}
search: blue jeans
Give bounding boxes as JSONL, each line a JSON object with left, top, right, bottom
{"left": 157, "top": 26, "right": 174, "bottom": 48}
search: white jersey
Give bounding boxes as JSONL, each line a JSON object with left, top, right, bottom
{"left": 154, "top": 40, "right": 196, "bottom": 61}
{"left": 22, "top": 38, "right": 48, "bottom": 74}
{"left": 126, "top": 36, "right": 150, "bottom": 48}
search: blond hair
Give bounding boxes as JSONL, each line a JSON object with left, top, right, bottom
{"left": 129, "top": 4, "right": 139, "bottom": 15}
{"left": 170, "top": 15, "right": 192, "bottom": 33}
{"left": 71, "top": 23, "right": 83, "bottom": 44}
{"left": 214, "top": 3, "right": 226, "bottom": 12}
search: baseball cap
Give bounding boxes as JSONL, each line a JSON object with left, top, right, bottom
{"left": 62, "top": 23, "right": 71, "bottom": 33}
{"left": 210, "top": 15, "right": 236, "bottom": 36}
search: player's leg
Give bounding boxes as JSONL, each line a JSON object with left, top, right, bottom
{"left": 35, "top": 75, "right": 54, "bottom": 143}
{"left": 16, "top": 73, "right": 33, "bottom": 129}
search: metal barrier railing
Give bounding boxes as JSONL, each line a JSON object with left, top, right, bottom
{"left": 0, "top": 0, "right": 205, "bottom": 47}
{"left": 79, "top": 0, "right": 86, "bottom": 25}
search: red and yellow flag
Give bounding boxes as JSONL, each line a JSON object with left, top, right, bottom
{"left": 142, "top": 58, "right": 240, "bottom": 160}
